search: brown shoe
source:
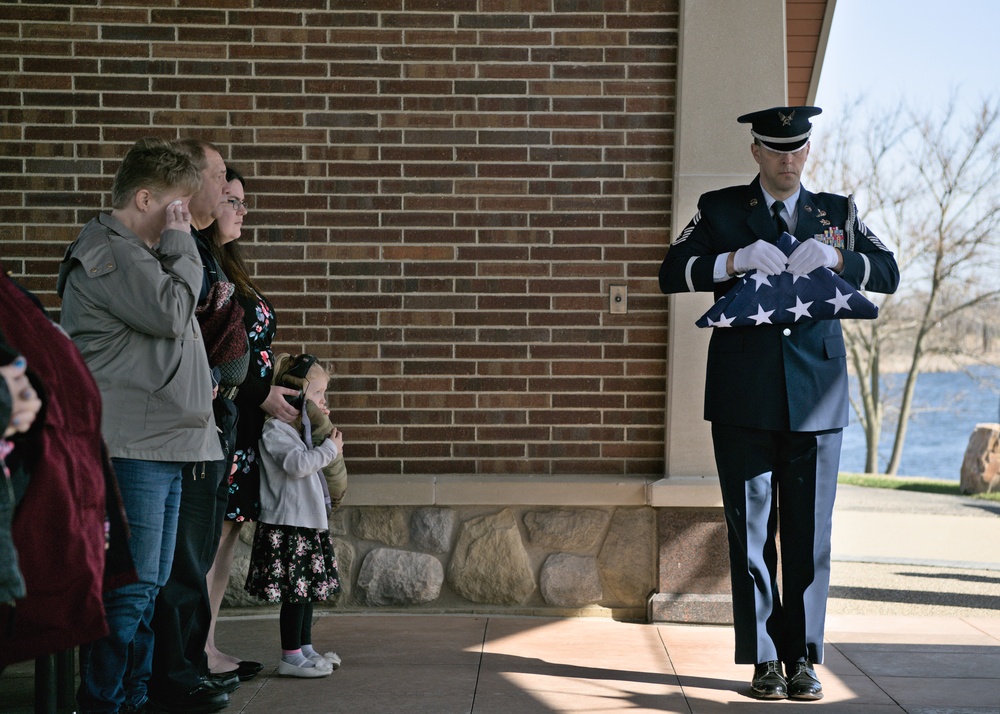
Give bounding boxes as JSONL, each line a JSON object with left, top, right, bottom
{"left": 750, "top": 660, "right": 787, "bottom": 699}
{"left": 786, "top": 661, "right": 823, "bottom": 700}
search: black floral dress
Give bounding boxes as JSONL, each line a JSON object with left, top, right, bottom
{"left": 245, "top": 524, "right": 341, "bottom": 603}
{"left": 225, "top": 290, "right": 275, "bottom": 522}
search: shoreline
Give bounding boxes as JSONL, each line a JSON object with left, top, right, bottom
{"left": 849, "top": 352, "right": 1000, "bottom": 375}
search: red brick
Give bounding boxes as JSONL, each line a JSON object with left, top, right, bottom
{"left": 382, "top": 12, "right": 456, "bottom": 29}
{"left": 2, "top": 3, "right": 679, "bottom": 477}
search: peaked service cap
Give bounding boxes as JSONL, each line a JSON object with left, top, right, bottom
{"left": 737, "top": 106, "right": 822, "bottom": 152}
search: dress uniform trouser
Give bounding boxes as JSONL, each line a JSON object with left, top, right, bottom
{"left": 711, "top": 423, "right": 842, "bottom": 666}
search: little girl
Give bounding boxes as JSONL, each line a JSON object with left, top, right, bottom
{"left": 245, "top": 353, "right": 347, "bottom": 678}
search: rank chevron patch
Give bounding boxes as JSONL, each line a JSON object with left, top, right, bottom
{"left": 672, "top": 211, "right": 700, "bottom": 245}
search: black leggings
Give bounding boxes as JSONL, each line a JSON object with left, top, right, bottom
{"left": 279, "top": 601, "right": 314, "bottom": 651}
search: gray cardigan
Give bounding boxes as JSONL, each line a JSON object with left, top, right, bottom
{"left": 258, "top": 418, "right": 339, "bottom": 530}
{"left": 57, "top": 213, "right": 221, "bottom": 463}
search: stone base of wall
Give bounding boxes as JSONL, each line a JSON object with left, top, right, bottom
{"left": 223, "top": 504, "right": 656, "bottom": 617}
{"left": 647, "top": 593, "right": 732, "bottom": 624}
{"left": 650, "top": 507, "right": 732, "bottom": 624}
{"left": 219, "top": 475, "right": 733, "bottom": 622}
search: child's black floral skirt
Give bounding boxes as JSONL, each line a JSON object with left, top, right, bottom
{"left": 245, "top": 522, "right": 341, "bottom": 603}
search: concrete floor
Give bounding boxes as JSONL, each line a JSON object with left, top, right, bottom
{"left": 2, "top": 484, "right": 998, "bottom": 713}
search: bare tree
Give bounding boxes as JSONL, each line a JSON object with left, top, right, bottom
{"left": 806, "top": 95, "right": 1000, "bottom": 474}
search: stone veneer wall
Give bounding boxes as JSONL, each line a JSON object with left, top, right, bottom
{"left": 223, "top": 505, "right": 655, "bottom": 618}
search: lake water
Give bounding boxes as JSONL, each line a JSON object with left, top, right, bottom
{"left": 840, "top": 365, "right": 1000, "bottom": 479}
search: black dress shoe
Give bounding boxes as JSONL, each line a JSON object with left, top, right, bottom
{"left": 235, "top": 660, "right": 263, "bottom": 681}
{"left": 147, "top": 682, "right": 230, "bottom": 714}
{"left": 750, "top": 660, "right": 788, "bottom": 700}
{"left": 787, "top": 661, "right": 823, "bottom": 700}
{"left": 203, "top": 672, "right": 241, "bottom": 694}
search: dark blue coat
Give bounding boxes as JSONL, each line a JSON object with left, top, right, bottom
{"left": 660, "top": 176, "right": 899, "bottom": 432}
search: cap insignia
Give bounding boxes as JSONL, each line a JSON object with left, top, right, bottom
{"left": 778, "top": 110, "right": 795, "bottom": 126}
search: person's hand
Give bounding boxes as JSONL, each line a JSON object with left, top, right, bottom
{"left": 1, "top": 357, "right": 42, "bottom": 437}
{"left": 733, "top": 239, "right": 787, "bottom": 276}
{"left": 261, "top": 385, "right": 300, "bottom": 423}
{"left": 164, "top": 200, "right": 191, "bottom": 234}
{"left": 786, "top": 238, "right": 841, "bottom": 275}
{"left": 326, "top": 427, "right": 344, "bottom": 455}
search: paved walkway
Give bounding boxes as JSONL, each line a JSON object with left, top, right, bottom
{"left": 196, "top": 610, "right": 1000, "bottom": 714}
{"left": 2, "top": 485, "right": 999, "bottom": 713}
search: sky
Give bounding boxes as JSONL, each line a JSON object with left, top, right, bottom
{"left": 814, "top": 0, "right": 1000, "bottom": 114}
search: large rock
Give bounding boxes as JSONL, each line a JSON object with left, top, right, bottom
{"left": 523, "top": 509, "right": 610, "bottom": 551}
{"left": 597, "top": 508, "right": 655, "bottom": 605}
{"left": 223, "top": 523, "right": 259, "bottom": 608}
{"left": 357, "top": 548, "right": 443, "bottom": 606}
{"left": 960, "top": 423, "right": 1000, "bottom": 495}
{"left": 353, "top": 506, "right": 409, "bottom": 546}
{"left": 447, "top": 509, "right": 535, "bottom": 605}
{"left": 540, "top": 553, "right": 603, "bottom": 607}
{"left": 330, "top": 537, "right": 354, "bottom": 603}
{"left": 329, "top": 508, "right": 350, "bottom": 537}
{"left": 411, "top": 507, "right": 457, "bottom": 553}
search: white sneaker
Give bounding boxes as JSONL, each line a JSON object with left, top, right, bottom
{"left": 322, "top": 651, "right": 342, "bottom": 670}
{"left": 277, "top": 659, "right": 331, "bottom": 678}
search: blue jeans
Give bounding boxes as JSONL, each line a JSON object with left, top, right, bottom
{"left": 78, "top": 459, "right": 183, "bottom": 714}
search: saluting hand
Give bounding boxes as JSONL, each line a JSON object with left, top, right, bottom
{"left": 164, "top": 200, "right": 192, "bottom": 235}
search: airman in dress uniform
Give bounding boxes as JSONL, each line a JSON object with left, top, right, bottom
{"left": 659, "top": 107, "right": 900, "bottom": 700}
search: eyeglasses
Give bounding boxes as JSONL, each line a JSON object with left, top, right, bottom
{"left": 224, "top": 197, "right": 250, "bottom": 211}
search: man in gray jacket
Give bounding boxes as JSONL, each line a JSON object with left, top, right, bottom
{"left": 58, "top": 137, "right": 223, "bottom": 714}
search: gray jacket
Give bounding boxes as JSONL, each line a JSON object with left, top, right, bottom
{"left": 258, "top": 419, "right": 338, "bottom": 530}
{"left": 57, "top": 213, "right": 221, "bottom": 463}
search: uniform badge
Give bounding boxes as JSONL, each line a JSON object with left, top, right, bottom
{"left": 820, "top": 218, "right": 831, "bottom": 226}
{"left": 815, "top": 208, "right": 826, "bottom": 217}
{"left": 749, "top": 198, "right": 758, "bottom": 206}
{"left": 803, "top": 205, "right": 813, "bottom": 213}
{"left": 815, "top": 226, "right": 845, "bottom": 249}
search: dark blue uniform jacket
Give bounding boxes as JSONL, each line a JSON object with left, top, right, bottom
{"left": 660, "top": 176, "right": 899, "bottom": 432}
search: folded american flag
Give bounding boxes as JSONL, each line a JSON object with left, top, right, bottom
{"left": 696, "top": 233, "right": 878, "bottom": 328}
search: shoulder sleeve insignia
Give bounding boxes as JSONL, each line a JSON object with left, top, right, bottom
{"left": 672, "top": 211, "right": 700, "bottom": 245}
{"left": 858, "top": 218, "right": 890, "bottom": 251}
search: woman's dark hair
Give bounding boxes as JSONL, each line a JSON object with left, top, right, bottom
{"left": 205, "top": 166, "right": 257, "bottom": 298}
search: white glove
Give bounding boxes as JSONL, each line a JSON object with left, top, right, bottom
{"left": 732, "top": 239, "right": 787, "bottom": 276}
{"left": 786, "top": 238, "right": 840, "bottom": 275}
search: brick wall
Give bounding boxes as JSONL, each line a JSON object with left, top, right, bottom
{"left": 0, "top": 0, "right": 676, "bottom": 477}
